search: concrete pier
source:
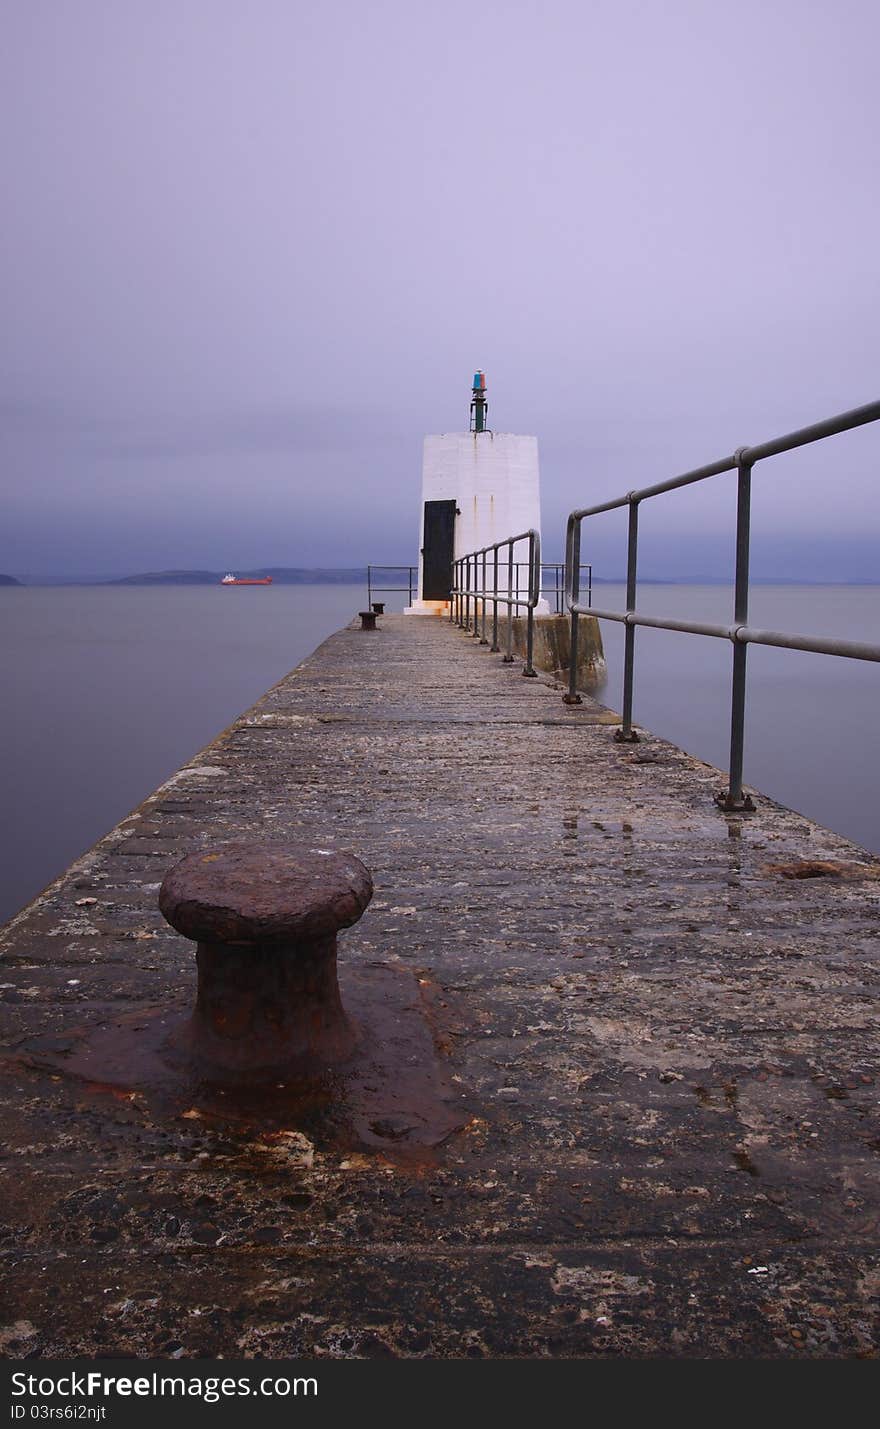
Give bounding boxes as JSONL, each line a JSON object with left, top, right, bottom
{"left": 1, "top": 615, "right": 878, "bottom": 1358}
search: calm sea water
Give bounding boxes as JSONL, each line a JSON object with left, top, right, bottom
{"left": 592, "top": 582, "right": 879, "bottom": 858}
{"left": 1, "top": 582, "right": 877, "bottom": 924}
{"left": 0, "top": 584, "right": 375, "bottom": 924}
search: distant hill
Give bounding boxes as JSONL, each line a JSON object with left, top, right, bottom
{"left": 257, "top": 568, "right": 371, "bottom": 584}
{"left": 105, "top": 568, "right": 372, "bottom": 586}
{"left": 0, "top": 573, "right": 22, "bottom": 586}
{"left": 108, "top": 570, "right": 221, "bottom": 585}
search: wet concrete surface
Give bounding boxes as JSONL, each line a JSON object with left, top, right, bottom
{"left": 1, "top": 614, "right": 878, "bottom": 1358}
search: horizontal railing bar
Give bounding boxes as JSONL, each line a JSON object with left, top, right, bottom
{"left": 569, "top": 398, "right": 880, "bottom": 520}
{"left": 453, "top": 595, "right": 536, "bottom": 611}
{"left": 744, "top": 397, "right": 880, "bottom": 463}
{"left": 452, "top": 563, "right": 588, "bottom": 576}
{"left": 577, "top": 606, "right": 735, "bottom": 639}
{"left": 738, "top": 626, "right": 880, "bottom": 661}
{"left": 571, "top": 457, "right": 736, "bottom": 519}
{"left": 632, "top": 455, "right": 738, "bottom": 504}
{"left": 572, "top": 602, "right": 880, "bottom": 661}
{"left": 451, "top": 560, "right": 587, "bottom": 574}
{"left": 459, "top": 533, "right": 539, "bottom": 559}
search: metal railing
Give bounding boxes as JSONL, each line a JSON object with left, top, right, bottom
{"left": 455, "top": 560, "right": 591, "bottom": 612}
{"left": 451, "top": 530, "right": 542, "bottom": 676}
{"left": 540, "top": 563, "right": 592, "bottom": 613}
{"left": 365, "top": 560, "right": 589, "bottom": 613}
{"left": 461, "top": 560, "right": 592, "bottom": 612}
{"left": 366, "top": 565, "right": 417, "bottom": 607}
{"left": 564, "top": 397, "right": 880, "bottom": 810}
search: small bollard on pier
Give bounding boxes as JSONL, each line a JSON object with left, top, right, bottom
{"left": 371, "top": 601, "right": 385, "bottom": 615}
{"left": 359, "top": 610, "right": 378, "bottom": 630}
{"left": 158, "top": 842, "right": 373, "bottom": 1074}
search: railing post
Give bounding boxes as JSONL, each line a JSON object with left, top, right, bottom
{"left": 615, "top": 498, "right": 640, "bottom": 743}
{"left": 367, "top": 566, "right": 372, "bottom": 607}
{"left": 480, "top": 549, "right": 489, "bottom": 643}
{"left": 522, "top": 532, "right": 538, "bottom": 677}
{"left": 563, "top": 518, "right": 582, "bottom": 704}
{"left": 464, "top": 556, "right": 471, "bottom": 630}
{"left": 717, "top": 451, "right": 756, "bottom": 811}
{"left": 503, "top": 542, "right": 515, "bottom": 662}
{"left": 462, "top": 557, "right": 466, "bottom": 627}
{"left": 490, "top": 547, "right": 500, "bottom": 651}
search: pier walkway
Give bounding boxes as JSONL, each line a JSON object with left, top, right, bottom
{"left": 1, "top": 614, "right": 879, "bottom": 1357}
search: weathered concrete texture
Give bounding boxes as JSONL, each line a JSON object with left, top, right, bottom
{"left": 1, "top": 615, "right": 879, "bottom": 1359}
{"left": 509, "top": 611, "right": 606, "bottom": 689}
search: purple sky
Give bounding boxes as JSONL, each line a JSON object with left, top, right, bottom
{"left": 2, "top": 0, "right": 878, "bottom": 579}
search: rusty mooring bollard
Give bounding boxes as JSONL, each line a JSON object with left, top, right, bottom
{"left": 371, "top": 601, "right": 385, "bottom": 615}
{"left": 159, "top": 842, "right": 373, "bottom": 1074}
{"left": 359, "top": 610, "right": 378, "bottom": 630}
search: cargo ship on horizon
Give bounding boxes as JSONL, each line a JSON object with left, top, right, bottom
{"left": 220, "top": 573, "right": 273, "bottom": 586}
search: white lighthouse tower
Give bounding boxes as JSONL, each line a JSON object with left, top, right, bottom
{"left": 405, "top": 372, "right": 545, "bottom": 615}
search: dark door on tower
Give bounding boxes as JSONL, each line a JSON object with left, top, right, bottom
{"left": 422, "top": 499, "right": 457, "bottom": 599}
